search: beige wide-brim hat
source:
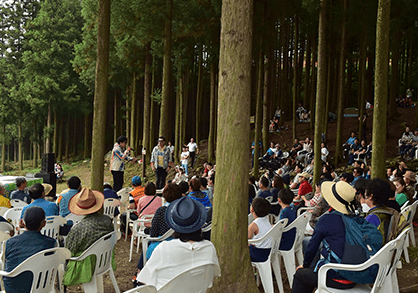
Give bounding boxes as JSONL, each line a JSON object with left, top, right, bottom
{"left": 42, "top": 184, "right": 53, "bottom": 196}
{"left": 68, "top": 187, "right": 104, "bottom": 215}
{"left": 322, "top": 181, "right": 356, "bottom": 215}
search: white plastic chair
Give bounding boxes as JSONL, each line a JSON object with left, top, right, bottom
{"left": 3, "top": 208, "right": 23, "bottom": 235}
{"left": 41, "top": 216, "right": 67, "bottom": 240}
{"left": 249, "top": 219, "right": 287, "bottom": 293}
{"left": 158, "top": 262, "right": 221, "bottom": 293}
{"left": 401, "top": 201, "right": 418, "bottom": 263}
{"left": 297, "top": 206, "right": 315, "bottom": 217}
{"left": 0, "top": 222, "right": 13, "bottom": 234}
{"left": 275, "top": 212, "right": 312, "bottom": 288}
{"left": 202, "top": 223, "right": 212, "bottom": 233}
{"left": 69, "top": 232, "right": 120, "bottom": 293}
{"left": 103, "top": 198, "right": 121, "bottom": 232}
{"left": 142, "top": 229, "right": 175, "bottom": 266}
{"left": 123, "top": 285, "right": 157, "bottom": 293}
{"left": 64, "top": 213, "right": 85, "bottom": 226}
{"left": 117, "top": 187, "right": 133, "bottom": 208}
{"left": 315, "top": 238, "right": 399, "bottom": 293}
{"left": 125, "top": 209, "right": 137, "bottom": 241}
{"left": 0, "top": 208, "right": 9, "bottom": 217}
{"left": 10, "top": 199, "right": 28, "bottom": 208}
{"left": 248, "top": 213, "right": 255, "bottom": 226}
{"left": 0, "top": 247, "right": 70, "bottom": 293}
{"left": 129, "top": 215, "right": 153, "bottom": 262}
{"left": 389, "top": 227, "right": 410, "bottom": 293}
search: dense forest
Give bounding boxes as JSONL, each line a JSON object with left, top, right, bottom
{"left": 0, "top": 0, "right": 418, "bottom": 175}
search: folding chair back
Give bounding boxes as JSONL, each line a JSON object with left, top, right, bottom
{"left": 64, "top": 213, "right": 85, "bottom": 226}
{"left": 3, "top": 208, "right": 23, "bottom": 235}
{"left": 10, "top": 199, "right": 27, "bottom": 208}
{"left": 103, "top": 198, "right": 121, "bottom": 219}
{"left": 41, "top": 216, "right": 66, "bottom": 240}
{"left": 0, "top": 222, "right": 14, "bottom": 234}
{"left": 158, "top": 263, "right": 221, "bottom": 293}
{"left": 0, "top": 248, "right": 70, "bottom": 293}
{"left": 0, "top": 208, "right": 9, "bottom": 217}
{"left": 122, "top": 285, "right": 157, "bottom": 293}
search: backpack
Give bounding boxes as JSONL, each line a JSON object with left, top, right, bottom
{"left": 369, "top": 206, "right": 410, "bottom": 244}
{"left": 317, "top": 211, "right": 383, "bottom": 284}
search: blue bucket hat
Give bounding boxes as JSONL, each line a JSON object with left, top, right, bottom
{"left": 165, "top": 196, "right": 207, "bottom": 233}
{"left": 132, "top": 176, "right": 141, "bottom": 186}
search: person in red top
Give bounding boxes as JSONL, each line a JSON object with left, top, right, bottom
{"left": 292, "top": 172, "right": 313, "bottom": 207}
{"left": 120, "top": 176, "right": 145, "bottom": 236}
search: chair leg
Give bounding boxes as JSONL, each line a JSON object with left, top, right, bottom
{"left": 97, "top": 275, "right": 104, "bottom": 293}
{"left": 295, "top": 248, "right": 303, "bottom": 266}
{"left": 108, "top": 268, "right": 121, "bottom": 293}
{"left": 82, "top": 276, "right": 98, "bottom": 293}
{"left": 410, "top": 229, "right": 416, "bottom": 247}
{"left": 255, "top": 262, "right": 274, "bottom": 293}
{"left": 403, "top": 237, "right": 410, "bottom": 263}
{"left": 281, "top": 251, "right": 296, "bottom": 288}
{"left": 129, "top": 234, "right": 134, "bottom": 262}
{"left": 271, "top": 254, "right": 284, "bottom": 293}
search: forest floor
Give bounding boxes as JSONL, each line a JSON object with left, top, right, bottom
{"left": 3, "top": 106, "right": 418, "bottom": 292}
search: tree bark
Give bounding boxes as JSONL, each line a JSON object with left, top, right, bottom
{"left": 358, "top": 30, "right": 367, "bottom": 141}
{"left": 114, "top": 90, "right": 118, "bottom": 142}
{"left": 143, "top": 46, "right": 151, "bottom": 165}
{"left": 158, "top": 0, "right": 173, "bottom": 139}
{"left": 292, "top": 16, "right": 299, "bottom": 141}
{"left": 208, "top": 61, "right": 216, "bottom": 162}
{"left": 90, "top": 0, "right": 110, "bottom": 191}
{"left": 18, "top": 121, "right": 23, "bottom": 170}
{"left": 53, "top": 109, "right": 58, "bottom": 155}
{"left": 304, "top": 38, "right": 312, "bottom": 108}
{"left": 2, "top": 125, "right": 5, "bottom": 172}
{"left": 130, "top": 72, "right": 137, "bottom": 156}
{"left": 310, "top": 37, "right": 318, "bottom": 131}
{"left": 335, "top": 1, "right": 347, "bottom": 165}
{"left": 211, "top": 0, "right": 258, "bottom": 290}
{"left": 45, "top": 103, "right": 52, "bottom": 153}
{"left": 253, "top": 46, "right": 264, "bottom": 180}
{"left": 388, "top": 28, "right": 400, "bottom": 120}
{"left": 196, "top": 44, "right": 203, "bottom": 143}
{"left": 149, "top": 55, "right": 156, "bottom": 152}
{"left": 371, "top": 0, "right": 391, "bottom": 179}
{"left": 262, "top": 47, "right": 271, "bottom": 153}
{"left": 84, "top": 114, "right": 90, "bottom": 159}
{"left": 57, "top": 118, "right": 62, "bottom": 162}
{"left": 313, "top": 0, "right": 328, "bottom": 186}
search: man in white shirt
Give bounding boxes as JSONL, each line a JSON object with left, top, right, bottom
{"left": 180, "top": 146, "right": 189, "bottom": 175}
{"left": 187, "top": 138, "right": 199, "bottom": 168}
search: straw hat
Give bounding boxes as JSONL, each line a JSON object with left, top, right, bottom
{"left": 165, "top": 196, "right": 207, "bottom": 233}
{"left": 42, "top": 184, "right": 53, "bottom": 196}
{"left": 321, "top": 181, "right": 356, "bottom": 215}
{"left": 300, "top": 172, "right": 310, "bottom": 179}
{"left": 68, "top": 187, "right": 104, "bottom": 215}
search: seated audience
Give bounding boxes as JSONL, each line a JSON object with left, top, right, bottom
{"left": 0, "top": 183, "right": 11, "bottom": 208}
{"left": 399, "top": 126, "right": 414, "bottom": 156}
{"left": 188, "top": 178, "right": 212, "bottom": 209}
{"left": 292, "top": 181, "right": 358, "bottom": 292}
{"left": 63, "top": 188, "right": 114, "bottom": 287}
{"left": 352, "top": 167, "right": 363, "bottom": 185}
{"left": 289, "top": 138, "right": 303, "bottom": 158}
{"left": 320, "top": 142, "right": 329, "bottom": 162}
{"left": 270, "top": 176, "right": 284, "bottom": 216}
{"left": 403, "top": 170, "right": 417, "bottom": 195}
{"left": 172, "top": 166, "right": 188, "bottom": 184}
{"left": 137, "top": 196, "right": 219, "bottom": 290}
{"left": 200, "top": 177, "right": 213, "bottom": 204}
{"left": 343, "top": 131, "right": 356, "bottom": 158}
{"left": 292, "top": 172, "right": 312, "bottom": 208}
{"left": 340, "top": 172, "right": 354, "bottom": 184}
{"left": 57, "top": 176, "right": 82, "bottom": 218}
{"left": 257, "top": 176, "right": 273, "bottom": 199}
{"left": 55, "top": 163, "right": 64, "bottom": 180}
{"left": 302, "top": 180, "right": 324, "bottom": 208}
{"left": 289, "top": 164, "right": 303, "bottom": 189}
{"left": 277, "top": 189, "right": 296, "bottom": 250}
{"left": 248, "top": 198, "right": 273, "bottom": 262}
{"left": 137, "top": 182, "right": 161, "bottom": 224}
{"left": 20, "top": 183, "right": 58, "bottom": 220}
{"left": 393, "top": 177, "right": 412, "bottom": 207}
{"left": 120, "top": 176, "right": 145, "bottom": 235}
{"left": 4, "top": 207, "right": 56, "bottom": 293}
{"left": 103, "top": 182, "right": 120, "bottom": 217}
{"left": 10, "top": 177, "right": 30, "bottom": 204}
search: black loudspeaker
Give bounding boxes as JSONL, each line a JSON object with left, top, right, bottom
{"left": 41, "top": 153, "right": 55, "bottom": 173}
{"left": 35, "top": 172, "right": 57, "bottom": 199}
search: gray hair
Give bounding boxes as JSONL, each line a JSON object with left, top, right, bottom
{"left": 0, "top": 183, "right": 5, "bottom": 191}
{"left": 15, "top": 177, "right": 26, "bottom": 188}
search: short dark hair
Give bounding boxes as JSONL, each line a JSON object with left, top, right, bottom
{"left": 200, "top": 177, "right": 208, "bottom": 188}
{"left": 259, "top": 176, "right": 269, "bottom": 188}
{"left": 117, "top": 136, "right": 128, "bottom": 144}
{"left": 144, "top": 182, "right": 156, "bottom": 196}
{"left": 273, "top": 176, "right": 284, "bottom": 190}
{"left": 189, "top": 178, "right": 201, "bottom": 191}
{"left": 158, "top": 136, "right": 165, "bottom": 142}
{"left": 103, "top": 182, "right": 112, "bottom": 190}
{"left": 341, "top": 172, "right": 354, "bottom": 183}
{"left": 209, "top": 173, "right": 215, "bottom": 185}
{"left": 249, "top": 175, "right": 256, "bottom": 185}
{"left": 249, "top": 184, "right": 256, "bottom": 199}
{"left": 354, "top": 178, "right": 370, "bottom": 197}
{"left": 368, "top": 178, "right": 393, "bottom": 206}
{"left": 29, "top": 183, "right": 44, "bottom": 200}
{"left": 178, "top": 181, "right": 189, "bottom": 194}
{"left": 162, "top": 183, "right": 182, "bottom": 202}
{"left": 251, "top": 197, "right": 271, "bottom": 217}
{"left": 207, "top": 162, "right": 213, "bottom": 167}
{"left": 15, "top": 177, "right": 26, "bottom": 188}
{"left": 23, "top": 206, "right": 45, "bottom": 231}
{"left": 278, "top": 189, "right": 294, "bottom": 205}
{"left": 68, "top": 176, "right": 81, "bottom": 190}
{"left": 353, "top": 167, "right": 363, "bottom": 176}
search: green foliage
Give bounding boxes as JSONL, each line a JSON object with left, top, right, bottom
{"left": 151, "top": 88, "right": 162, "bottom": 104}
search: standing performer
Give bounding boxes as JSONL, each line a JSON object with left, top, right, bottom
{"left": 151, "top": 137, "right": 173, "bottom": 189}
{"left": 110, "top": 136, "right": 137, "bottom": 192}
{"left": 187, "top": 138, "right": 199, "bottom": 168}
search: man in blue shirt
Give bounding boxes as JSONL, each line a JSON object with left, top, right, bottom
{"left": 20, "top": 183, "right": 58, "bottom": 220}
{"left": 4, "top": 206, "right": 56, "bottom": 293}
{"left": 57, "top": 176, "right": 82, "bottom": 218}
{"left": 103, "top": 182, "right": 120, "bottom": 217}
{"left": 10, "top": 177, "right": 31, "bottom": 204}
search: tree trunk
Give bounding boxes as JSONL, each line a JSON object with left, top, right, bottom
{"left": 292, "top": 16, "right": 299, "bottom": 141}
{"left": 388, "top": 28, "right": 400, "bottom": 120}
{"left": 46, "top": 103, "right": 52, "bottom": 153}
{"left": 358, "top": 30, "right": 367, "bottom": 141}
{"left": 90, "top": 0, "right": 110, "bottom": 191}
{"left": 323, "top": 55, "right": 331, "bottom": 140}
{"left": 114, "top": 90, "right": 118, "bottom": 142}
{"left": 2, "top": 125, "right": 5, "bottom": 172}
{"left": 304, "top": 38, "right": 312, "bottom": 108}
{"left": 310, "top": 37, "right": 318, "bottom": 131}
{"left": 130, "top": 72, "right": 137, "bottom": 156}
{"left": 143, "top": 46, "right": 151, "bottom": 165}
{"left": 196, "top": 44, "right": 203, "bottom": 143}
{"left": 208, "top": 61, "right": 216, "bottom": 162}
{"left": 262, "top": 47, "right": 271, "bottom": 153}
{"left": 371, "top": 0, "right": 391, "bottom": 179}
{"left": 18, "top": 121, "right": 23, "bottom": 170}
{"left": 159, "top": 0, "right": 173, "bottom": 139}
{"left": 32, "top": 120, "right": 38, "bottom": 168}
{"left": 84, "top": 114, "right": 90, "bottom": 159}
{"left": 72, "top": 115, "right": 77, "bottom": 158}
{"left": 53, "top": 109, "right": 58, "bottom": 155}
{"left": 149, "top": 55, "right": 156, "bottom": 152}
{"left": 174, "top": 75, "right": 182, "bottom": 165}
{"left": 211, "top": 0, "right": 258, "bottom": 289}
{"left": 65, "top": 116, "right": 69, "bottom": 159}
{"left": 254, "top": 46, "right": 264, "bottom": 180}
{"left": 313, "top": 0, "right": 328, "bottom": 186}
{"left": 335, "top": 1, "right": 347, "bottom": 165}
{"left": 57, "top": 118, "right": 62, "bottom": 162}
{"left": 126, "top": 87, "right": 130, "bottom": 139}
